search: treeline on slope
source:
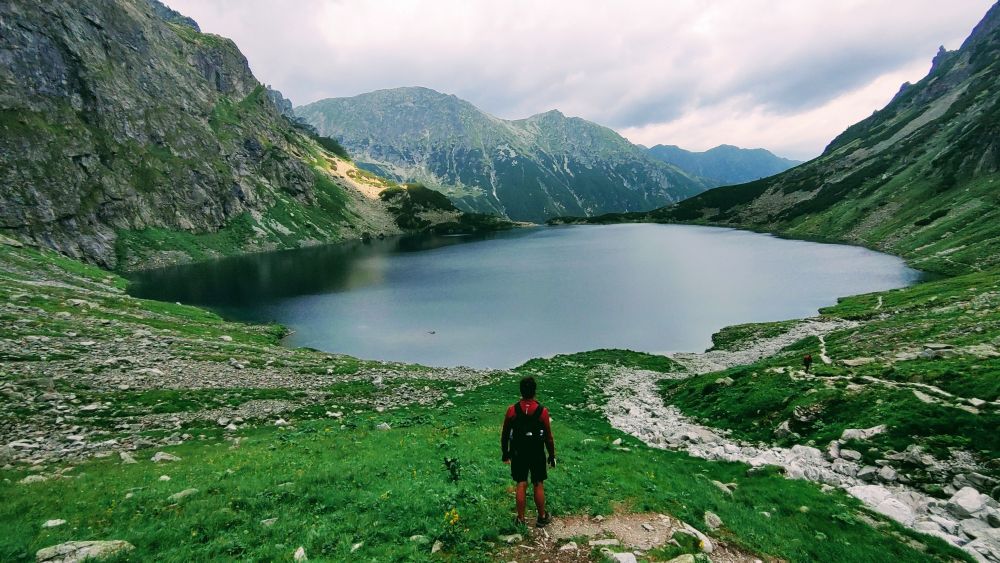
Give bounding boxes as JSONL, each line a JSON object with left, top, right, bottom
{"left": 380, "top": 183, "right": 515, "bottom": 235}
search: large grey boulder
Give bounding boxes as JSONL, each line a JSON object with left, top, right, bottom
{"left": 36, "top": 540, "right": 134, "bottom": 563}
{"left": 949, "top": 487, "right": 986, "bottom": 518}
{"left": 841, "top": 425, "right": 886, "bottom": 441}
{"left": 150, "top": 451, "right": 180, "bottom": 463}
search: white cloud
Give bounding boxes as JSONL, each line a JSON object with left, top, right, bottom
{"left": 164, "top": 0, "right": 994, "bottom": 159}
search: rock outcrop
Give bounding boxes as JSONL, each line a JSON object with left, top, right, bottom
{"left": 0, "top": 0, "right": 399, "bottom": 269}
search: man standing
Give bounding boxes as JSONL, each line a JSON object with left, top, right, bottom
{"left": 501, "top": 376, "right": 556, "bottom": 527}
{"left": 803, "top": 353, "right": 813, "bottom": 373}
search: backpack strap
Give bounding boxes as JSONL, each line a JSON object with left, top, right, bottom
{"left": 513, "top": 402, "right": 524, "bottom": 419}
{"left": 531, "top": 404, "right": 544, "bottom": 420}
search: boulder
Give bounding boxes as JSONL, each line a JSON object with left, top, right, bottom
{"left": 19, "top": 475, "right": 48, "bottom": 485}
{"left": 774, "top": 420, "right": 795, "bottom": 438}
{"left": 959, "top": 518, "right": 995, "bottom": 540}
{"left": 704, "top": 511, "right": 723, "bottom": 530}
{"left": 948, "top": 487, "right": 986, "bottom": 518}
{"left": 167, "top": 488, "right": 198, "bottom": 502}
{"left": 119, "top": 452, "right": 137, "bottom": 464}
{"left": 847, "top": 485, "right": 916, "bottom": 525}
{"left": 665, "top": 556, "right": 696, "bottom": 563}
{"left": 42, "top": 520, "right": 66, "bottom": 528}
{"left": 831, "top": 459, "right": 858, "bottom": 477}
{"left": 36, "top": 541, "right": 134, "bottom": 563}
{"left": 293, "top": 546, "right": 307, "bottom": 561}
{"left": 559, "top": 541, "right": 578, "bottom": 551}
{"left": 375, "top": 422, "right": 391, "bottom": 431}
{"left": 965, "top": 538, "right": 1000, "bottom": 562}
{"left": 150, "top": 452, "right": 180, "bottom": 463}
{"left": 878, "top": 465, "right": 898, "bottom": 482}
{"left": 611, "top": 553, "right": 638, "bottom": 563}
{"left": 711, "top": 480, "right": 733, "bottom": 495}
{"left": 858, "top": 466, "right": 879, "bottom": 482}
{"left": 680, "top": 523, "right": 714, "bottom": 553}
{"left": 840, "top": 357, "right": 875, "bottom": 367}
{"left": 841, "top": 425, "right": 886, "bottom": 441}
{"left": 840, "top": 449, "right": 863, "bottom": 462}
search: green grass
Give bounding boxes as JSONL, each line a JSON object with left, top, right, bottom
{"left": 0, "top": 358, "right": 967, "bottom": 562}
{"left": 659, "top": 268, "right": 1000, "bottom": 492}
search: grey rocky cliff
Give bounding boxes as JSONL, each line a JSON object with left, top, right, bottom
{"left": 0, "top": 0, "right": 394, "bottom": 269}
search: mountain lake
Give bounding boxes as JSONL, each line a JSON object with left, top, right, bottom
{"left": 129, "top": 224, "right": 921, "bottom": 368}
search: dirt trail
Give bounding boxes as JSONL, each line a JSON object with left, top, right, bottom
{"left": 503, "top": 512, "right": 762, "bottom": 563}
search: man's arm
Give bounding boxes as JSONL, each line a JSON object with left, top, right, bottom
{"left": 500, "top": 406, "right": 514, "bottom": 461}
{"left": 542, "top": 408, "right": 555, "bottom": 461}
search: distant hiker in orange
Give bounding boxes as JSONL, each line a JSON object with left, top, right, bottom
{"left": 803, "top": 353, "right": 813, "bottom": 373}
{"left": 501, "top": 376, "right": 556, "bottom": 527}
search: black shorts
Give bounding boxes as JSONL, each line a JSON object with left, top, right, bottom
{"left": 511, "top": 452, "right": 547, "bottom": 483}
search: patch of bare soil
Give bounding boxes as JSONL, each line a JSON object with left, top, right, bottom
{"left": 500, "top": 512, "right": 766, "bottom": 562}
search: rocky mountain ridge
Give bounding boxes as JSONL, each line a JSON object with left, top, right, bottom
{"left": 646, "top": 144, "right": 801, "bottom": 187}
{"left": 0, "top": 0, "right": 496, "bottom": 271}
{"left": 295, "top": 87, "right": 709, "bottom": 222}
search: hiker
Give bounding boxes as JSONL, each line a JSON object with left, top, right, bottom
{"left": 803, "top": 353, "right": 813, "bottom": 373}
{"left": 501, "top": 376, "right": 556, "bottom": 527}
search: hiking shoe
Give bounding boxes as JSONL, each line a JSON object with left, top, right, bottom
{"left": 513, "top": 517, "right": 528, "bottom": 528}
{"left": 536, "top": 513, "right": 552, "bottom": 527}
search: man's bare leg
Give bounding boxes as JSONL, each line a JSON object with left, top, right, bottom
{"left": 515, "top": 481, "right": 528, "bottom": 522}
{"left": 533, "top": 482, "right": 546, "bottom": 517}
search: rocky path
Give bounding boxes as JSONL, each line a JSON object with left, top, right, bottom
{"left": 601, "top": 318, "right": 1000, "bottom": 562}
{"left": 668, "top": 319, "right": 855, "bottom": 374}
{"left": 503, "top": 513, "right": 761, "bottom": 563}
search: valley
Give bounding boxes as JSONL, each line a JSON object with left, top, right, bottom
{"left": 1, "top": 0, "right": 999, "bottom": 562}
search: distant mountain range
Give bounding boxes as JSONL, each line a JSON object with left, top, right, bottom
{"left": 646, "top": 144, "right": 801, "bottom": 187}
{"left": 564, "top": 2, "right": 1000, "bottom": 276}
{"left": 295, "top": 88, "right": 711, "bottom": 222}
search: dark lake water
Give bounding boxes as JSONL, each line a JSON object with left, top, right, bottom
{"left": 128, "top": 224, "right": 921, "bottom": 368}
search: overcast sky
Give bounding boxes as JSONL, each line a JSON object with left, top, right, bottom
{"left": 164, "top": 0, "right": 993, "bottom": 160}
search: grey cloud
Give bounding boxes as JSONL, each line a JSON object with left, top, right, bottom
{"left": 164, "top": 0, "right": 994, "bottom": 156}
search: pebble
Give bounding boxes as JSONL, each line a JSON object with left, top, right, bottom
{"left": 559, "top": 541, "right": 578, "bottom": 551}
{"left": 588, "top": 539, "right": 620, "bottom": 546}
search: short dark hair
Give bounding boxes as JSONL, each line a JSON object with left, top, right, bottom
{"left": 519, "top": 376, "right": 537, "bottom": 399}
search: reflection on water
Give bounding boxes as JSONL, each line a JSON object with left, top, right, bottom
{"left": 129, "top": 224, "right": 921, "bottom": 368}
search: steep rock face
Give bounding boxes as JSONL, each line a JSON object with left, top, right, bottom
{"left": 295, "top": 87, "right": 707, "bottom": 223}
{"left": 0, "top": 0, "right": 396, "bottom": 269}
{"left": 646, "top": 144, "right": 801, "bottom": 187}
{"left": 646, "top": 2, "right": 1000, "bottom": 275}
